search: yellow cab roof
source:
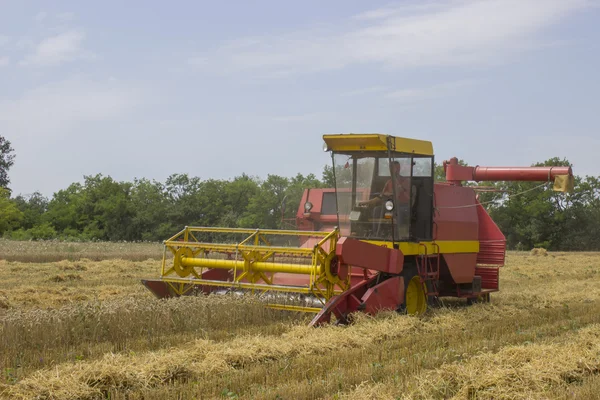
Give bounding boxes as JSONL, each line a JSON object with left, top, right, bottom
{"left": 323, "top": 133, "right": 433, "bottom": 156}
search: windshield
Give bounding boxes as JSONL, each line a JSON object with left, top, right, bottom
{"left": 332, "top": 153, "right": 412, "bottom": 241}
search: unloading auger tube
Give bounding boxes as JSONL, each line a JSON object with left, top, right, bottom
{"left": 142, "top": 226, "right": 349, "bottom": 314}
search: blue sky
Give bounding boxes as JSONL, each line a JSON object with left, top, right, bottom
{"left": 1, "top": 0, "right": 599, "bottom": 197}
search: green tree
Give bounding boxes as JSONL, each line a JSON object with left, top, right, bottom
{"left": 546, "top": 174, "right": 600, "bottom": 250}
{"left": 3, "top": 157, "right": 597, "bottom": 250}
{"left": 322, "top": 165, "right": 335, "bottom": 187}
{"left": 77, "top": 174, "right": 135, "bottom": 240}
{"left": 130, "top": 178, "right": 171, "bottom": 241}
{"left": 44, "top": 183, "right": 84, "bottom": 235}
{"left": 0, "top": 136, "right": 15, "bottom": 189}
{"left": 487, "top": 158, "right": 576, "bottom": 250}
{"left": 164, "top": 173, "right": 203, "bottom": 228}
{"left": 0, "top": 188, "right": 23, "bottom": 235}
{"left": 219, "top": 174, "right": 260, "bottom": 227}
{"left": 240, "top": 175, "right": 289, "bottom": 229}
{"left": 13, "top": 192, "right": 49, "bottom": 230}
{"left": 45, "top": 175, "right": 135, "bottom": 240}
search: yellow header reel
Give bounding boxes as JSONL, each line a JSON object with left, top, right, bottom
{"left": 148, "top": 226, "right": 347, "bottom": 313}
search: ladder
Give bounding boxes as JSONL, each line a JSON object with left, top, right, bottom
{"left": 417, "top": 243, "right": 440, "bottom": 296}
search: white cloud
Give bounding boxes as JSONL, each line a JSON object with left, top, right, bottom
{"left": 340, "top": 80, "right": 477, "bottom": 103}
{"left": 386, "top": 80, "right": 477, "bottom": 102}
{"left": 341, "top": 86, "right": 387, "bottom": 97}
{"left": 34, "top": 11, "right": 75, "bottom": 23}
{"left": 193, "top": 0, "right": 592, "bottom": 76}
{"left": 0, "top": 36, "right": 9, "bottom": 46}
{"left": 15, "top": 37, "right": 34, "bottom": 50}
{"left": 57, "top": 12, "right": 76, "bottom": 22}
{"left": 188, "top": 55, "right": 208, "bottom": 66}
{"left": 271, "top": 112, "right": 331, "bottom": 123}
{"left": 352, "top": 2, "right": 445, "bottom": 21}
{"left": 20, "top": 30, "right": 89, "bottom": 66}
{"left": 0, "top": 77, "right": 146, "bottom": 139}
{"left": 34, "top": 11, "right": 47, "bottom": 22}
{"left": 0, "top": 57, "right": 9, "bottom": 67}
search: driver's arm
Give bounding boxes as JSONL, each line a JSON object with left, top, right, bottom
{"left": 359, "top": 196, "right": 380, "bottom": 206}
{"left": 359, "top": 179, "right": 392, "bottom": 206}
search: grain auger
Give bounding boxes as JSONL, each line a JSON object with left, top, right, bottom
{"left": 143, "top": 134, "right": 573, "bottom": 326}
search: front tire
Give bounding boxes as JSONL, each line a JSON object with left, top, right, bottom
{"left": 405, "top": 275, "right": 427, "bottom": 315}
{"left": 398, "top": 264, "right": 427, "bottom": 315}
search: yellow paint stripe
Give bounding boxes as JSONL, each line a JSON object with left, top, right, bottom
{"left": 362, "top": 240, "right": 479, "bottom": 255}
{"left": 183, "top": 226, "right": 334, "bottom": 236}
{"left": 266, "top": 304, "right": 322, "bottom": 313}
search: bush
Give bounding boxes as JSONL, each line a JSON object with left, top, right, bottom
{"left": 58, "top": 227, "right": 85, "bottom": 242}
{"left": 534, "top": 240, "right": 551, "bottom": 249}
{"left": 28, "top": 222, "right": 57, "bottom": 240}
{"left": 5, "top": 229, "right": 31, "bottom": 241}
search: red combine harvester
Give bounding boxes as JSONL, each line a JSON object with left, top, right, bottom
{"left": 143, "top": 134, "right": 573, "bottom": 325}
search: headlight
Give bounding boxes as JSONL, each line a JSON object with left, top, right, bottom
{"left": 322, "top": 142, "right": 329, "bottom": 152}
{"left": 304, "top": 202, "right": 313, "bottom": 212}
{"left": 385, "top": 200, "right": 394, "bottom": 211}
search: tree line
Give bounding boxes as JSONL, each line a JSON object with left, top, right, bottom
{"left": 1, "top": 135, "right": 598, "bottom": 250}
{"left": 2, "top": 173, "right": 325, "bottom": 242}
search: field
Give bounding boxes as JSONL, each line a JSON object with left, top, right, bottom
{"left": 1, "top": 240, "right": 600, "bottom": 399}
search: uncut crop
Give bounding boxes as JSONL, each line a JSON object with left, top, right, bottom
{"left": 0, "top": 245, "right": 599, "bottom": 399}
{"left": 0, "top": 239, "right": 162, "bottom": 263}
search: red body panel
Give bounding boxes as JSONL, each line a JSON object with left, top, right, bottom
{"left": 296, "top": 188, "right": 338, "bottom": 232}
{"left": 433, "top": 184, "right": 479, "bottom": 241}
{"left": 442, "top": 253, "right": 477, "bottom": 284}
{"left": 142, "top": 279, "right": 176, "bottom": 298}
{"left": 310, "top": 277, "right": 374, "bottom": 326}
{"left": 361, "top": 276, "right": 404, "bottom": 314}
{"left": 310, "top": 273, "right": 405, "bottom": 326}
{"left": 475, "top": 266, "right": 500, "bottom": 290}
{"left": 476, "top": 202, "right": 506, "bottom": 266}
{"left": 336, "top": 237, "right": 404, "bottom": 274}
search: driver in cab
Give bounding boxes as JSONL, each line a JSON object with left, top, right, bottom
{"left": 359, "top": 161, "right": 410, "bottom": 207}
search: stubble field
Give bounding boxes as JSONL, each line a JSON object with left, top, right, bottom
{"left": 0, "top": 239, "right": 599, "bottom": 399}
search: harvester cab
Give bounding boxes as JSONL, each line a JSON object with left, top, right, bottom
{"left": 323, "top": 134, "right": 434, "bottom": 243}
{"left": 142, "top": 133, "right": 574, "bottom": 326}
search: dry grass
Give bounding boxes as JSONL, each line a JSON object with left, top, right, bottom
{"left": 0, "top": 258, "right": 157, "bottom": 309}
{"left": 344, "top": 323, "right": 600, "bottom": 400}
{"left": 530, "top": 247, "right": 549, "bottom": 256}
{"left": 0, "top": 245, "right": 599, "bottom": 399}
{"left": 0, "top": 296, "right": 297, "bottom": 385}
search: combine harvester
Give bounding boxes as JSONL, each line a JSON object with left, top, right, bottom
{"left": 143, "top": 134, "right": 573, "bottom": 325}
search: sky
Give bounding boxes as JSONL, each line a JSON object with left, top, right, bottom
{"left": 1, "top": 0, "right": 599, "bottom": 198}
